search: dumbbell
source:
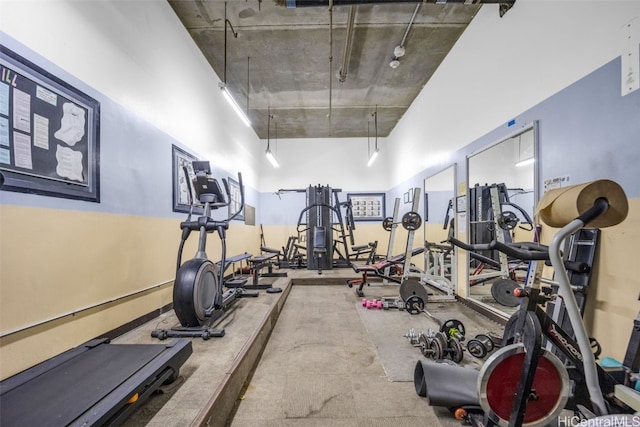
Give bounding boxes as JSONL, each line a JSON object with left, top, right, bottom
{"left": 466, "top": 334, "right": 495, "bottom": 359}
{"left": 404, "top": 328, "right": 421, "bottom": 345}
{"left": 361, "top": 298, "right": 382, "bottom": 309}
{"left": 417, "top": 333, "right": 444, "bottom": 360}
{"left": 444, "top": 337, "right": 465, "bottom": 363}
{"left": 415, "top": 331, "right": 464, "bottom": 363}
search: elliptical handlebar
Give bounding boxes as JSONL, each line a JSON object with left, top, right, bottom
{"left": 448, "top": 236, "right": 550, "bottom": 261}
{"left": 179, "top": 170, "right": 244, "bottom": 232}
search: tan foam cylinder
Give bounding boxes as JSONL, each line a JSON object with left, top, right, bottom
{"left": 535, "top": 179, "right": 628, "bottom": 228}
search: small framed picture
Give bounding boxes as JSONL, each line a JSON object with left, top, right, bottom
{"left": 347, "top": 193, "right": 386, "bottom": 221}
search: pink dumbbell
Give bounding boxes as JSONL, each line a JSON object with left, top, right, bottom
{"left": 363, "top": 299, "right": 383, "bottom": 309}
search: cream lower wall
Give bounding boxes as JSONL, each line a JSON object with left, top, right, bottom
{"left": 579, "top": 198, "right": 640, "bottom": 362}
{"left": 0, "top": 205, "right": 260, "bottom": 379}
{"left": 1, "top": 199, "right": 637, "bottom": 378}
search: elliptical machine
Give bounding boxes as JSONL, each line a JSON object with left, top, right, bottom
{"left": 152, "top": 161, "right": 257, "bottom": 340}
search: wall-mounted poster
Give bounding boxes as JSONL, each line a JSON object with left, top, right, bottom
{"left": 172, "top": 144, "right": 201, "bottom": 214}
{"left": 228, "top": 177, "right": 243, "bottom": 221}
{"left": 347, "top": 193, "right": 385, "bottom": 221}
{"left": 0, "top": 45, "right": 100, "bottom": 201}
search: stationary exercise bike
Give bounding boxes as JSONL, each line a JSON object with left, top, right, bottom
{"left": 417, "top": 182, "right": 638, "bottom": 426}
{"left": 152, "top": 161, "right": 257, "bottom": 340}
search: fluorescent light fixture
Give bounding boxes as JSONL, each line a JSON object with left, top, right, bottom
{"left": 266, "top": 148, "right": 280, "bottom": 168}
{"left": 515, "top": 157, "right": 535, "bottom": 167}
{"left": 219, "top": 83, "right": 251, "bottom": 127}
{"left": 367, "top": 148, "right": 379, "bottom": 167}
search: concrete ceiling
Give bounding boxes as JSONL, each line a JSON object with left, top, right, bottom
{"left": 168, "top": 1, "right": 497, "bottom": 139}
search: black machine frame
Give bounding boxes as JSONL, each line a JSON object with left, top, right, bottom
{"left": 448, "top": 197, "right": 637, "bottom": 426}
{"left": 153, "top": 161, "right": 257, "bottom": 340}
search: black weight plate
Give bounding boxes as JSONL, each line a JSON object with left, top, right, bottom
{"left": 491, "top": 278, "right": 521, "bottom": 307}
{"left": 476, "top": 333, "right": 495, "bottom": 352}
{"left": 402, "top": 211, "right": 422, "bottom": 231}
{"left": 382, "top": 217, "right": 394, "bottom": 231}
{"left": 502, "top": 311, "right": 537, "bottom": 347}
{"left": 429, "top": 336, "right": 444, "bottom": 360}
{"left": 467, "top": 339, "right": 488, "bottom": 359}
{"left": 405, "top": 295, "right": 425, "bottom": 314}
{"left": 266, "top": 287, "right": 282, "bottom": 293}
{"left": 440, "top": 319, "right": 466, "bottom": 338}
{"left": 418, "top": 334, "right": 431, "bottom": 357}
{"left": 449, "top": 338, "right": 464, "bottom": 363}
{"left": 400, "top": 279, "right": 429, "bottom": 306}
{"left": 435, "top": 331, "right": 448, "bottom": 352}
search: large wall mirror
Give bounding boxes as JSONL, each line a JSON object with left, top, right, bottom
{"left": 423, "top": 165, "right": 456, "bottom": 295}
{"left": 466, "top": 123, "right": 538, "bottom": 317}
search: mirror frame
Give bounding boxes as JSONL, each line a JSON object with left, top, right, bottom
{"left": 463, "top": 121, "right": 539, "bottom": 319}
{"left": 423, "top": 164, "right": 457, "bottom": 295}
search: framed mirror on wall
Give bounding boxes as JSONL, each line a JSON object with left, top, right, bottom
{"left": 423, "top": 165, "right": 457, "bottom": 297}
{"left": 465, "top": 122, "right": 538, "bottom": 318}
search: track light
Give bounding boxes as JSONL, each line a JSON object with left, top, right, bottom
{"left": 367, "top": 107, "right": 379, "bottom": 167}
{"left": 367, "top": 149, "right": 379, "bottom": 167}
{"left": 220, "top": 83, "right": 251, "bottom": 127}
{"left": 220, "top": 3, "right": 251, "bottom": 128}
{"left": 266, "top": 107, "right": 280, "bottom": 168}
{"left": 265, "top": 148, "right": 280, "bottom": 168}
{"left": 515, "top": 158, "right": 535, "bottom": 167}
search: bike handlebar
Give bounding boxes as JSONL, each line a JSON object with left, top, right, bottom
{"left": 448, "top": 236, "right": 550, "bottom": 261}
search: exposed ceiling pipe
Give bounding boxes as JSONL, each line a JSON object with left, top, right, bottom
{"left": 390, "top": 3, "right": 419, "bottom": 69}
{"left": 277, "top": 0, "right": 516, "bottom": 16}
{"left": 281, "top": 0, "right": 512, "bottom": 5}
{"left": 338, "top": 6, "right": 356, "bottom": 84}
{"left": 399, "top": 4, "right": 419, "bottom": 51}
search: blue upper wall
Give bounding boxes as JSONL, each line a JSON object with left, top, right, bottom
{"left": 386, "top": 53, "right": 640, "bottom": 221}
{"left": 0, "top": 34, "right": 259, "bottom": 221}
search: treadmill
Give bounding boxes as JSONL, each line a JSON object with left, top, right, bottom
{"left": 0, "top": 338, "right": 192, "bottom": 426}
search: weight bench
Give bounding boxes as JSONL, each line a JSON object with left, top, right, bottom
{"left": 245, "top": 252, "right": 288, "bottom": 290}
{"left": 348, "top": 247, "right": 425, "bottom": 297}
{"left": 349, "top": 241, "right": 378, "bottom": 264}
{"left": 347, "top": 248, "right": 425, "bottom": 297}
{"left": 220, "top": 252, "right": 253, "bottom": 288}
{"left": 257, "top": 247, "right": 289, "bottom": 278}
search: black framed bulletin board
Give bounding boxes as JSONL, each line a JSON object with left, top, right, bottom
{"left": 0, "top": 45, "right": 100, "bottom": 202}
{"left": 347, "top": 193, "right": 385, "bottom": 221}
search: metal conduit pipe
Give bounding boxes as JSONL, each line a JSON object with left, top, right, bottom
{"left": 399, "top": 4, "right": 420, "bottom": 51}
{"left": 281, "top": 0, "right": 514, "bottom": 6}
{"left": 279, "top": 0, "right": 516, "bottom": 16}
{"left": 338, "top": 6, "right": 356, "bottom": 83}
